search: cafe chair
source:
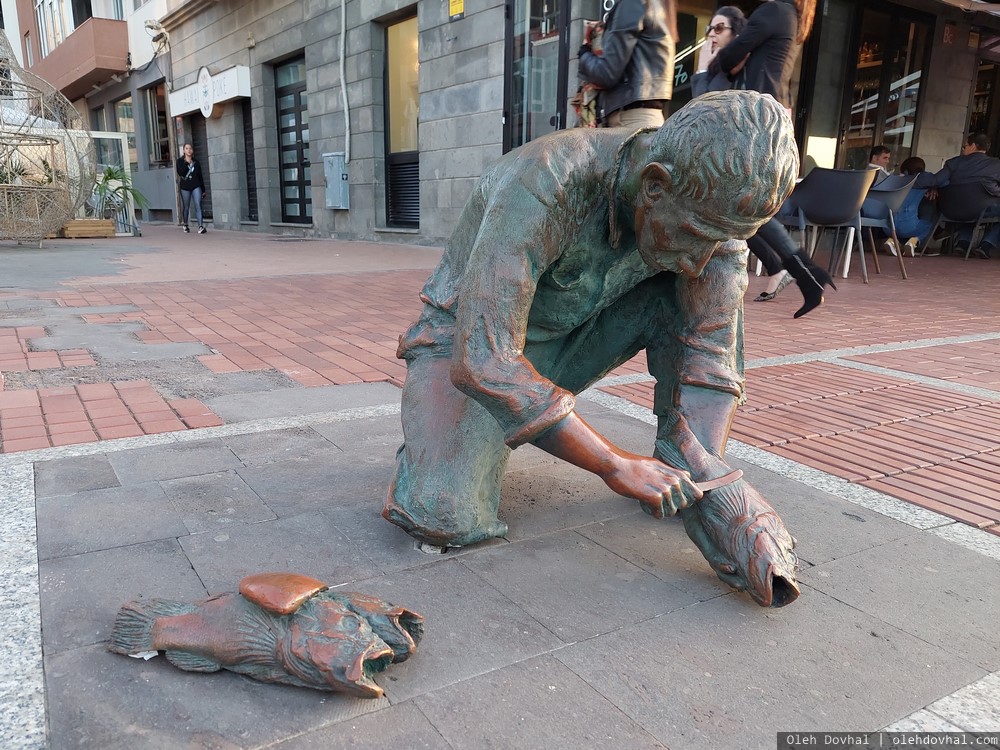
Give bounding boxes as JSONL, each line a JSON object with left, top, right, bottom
{"left": 860, "top": 174, "right": 917, "bottom": 280}
{"left": 777, "top": 167, "right": 879, "bottom": 282}
{"left": 919, "top": 182, "right": 1000, "bottom": 259}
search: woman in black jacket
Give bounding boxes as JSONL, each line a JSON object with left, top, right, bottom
{"left": 691, "top": 6, "right": 746, "bottom": 98}
{"left": 176, "top": 142, "right": 207, "bottom": 234}
{"left": 716, "top": 0, "right": 832, "bottom": 318}
{"left": 577, "top": 0, "right": 676, "bottom": 129}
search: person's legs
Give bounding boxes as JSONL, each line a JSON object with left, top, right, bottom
{"left": 746, "top": 235, "right": 793, "bottom": 301}
{"left": 180, "top": 189, "right": 192, "bottom": 228}
{"left": 755, "top": 217, "right": 835, "bottom": 318}
{"left": 192, "top": 187, "right": 204, "bottom": 228}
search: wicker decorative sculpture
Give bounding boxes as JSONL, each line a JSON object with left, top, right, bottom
{"left": 0, "top": 30, "right": 95, "bottom": 245}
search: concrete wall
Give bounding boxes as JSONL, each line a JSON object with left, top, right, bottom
{"left": 161, "top": 0, "right": 509, "bottom": 244}
{"left": 918, "top": 16, "right": 979, "bottom": 170}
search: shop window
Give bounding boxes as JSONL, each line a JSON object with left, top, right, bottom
{"left": 385, "top": 16, "right": 419, "bottom": 227}
{"left": 113, "top": 95, "right": 138, "bottom": 172}
{"left": 144, "top": 83, "right": 170, "bottom": 168}
{"left": 505, "top": 0, "right": 568, "bottom": 151}
{"left": 274, "top": 57, "right": 311, "bottom": 223}
{"left": 841, "top": 7, "right": 933, "bottom": 170}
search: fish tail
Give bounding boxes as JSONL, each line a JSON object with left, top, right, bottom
{"left": 109, "top": 598, "right": 198, "bottom": 656}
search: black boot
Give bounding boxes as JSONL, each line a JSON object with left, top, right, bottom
{"left": 782, "top": 251, "right": 836, "bottom": 319}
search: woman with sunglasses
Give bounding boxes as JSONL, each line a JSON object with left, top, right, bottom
{"left": 691, "top": 8, "right": 747, "bottom": 97}
{"left": 691, "top": 7, "right": 792, "bottom": 304}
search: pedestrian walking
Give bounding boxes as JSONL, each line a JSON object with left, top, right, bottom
{"left": 176, "top": 143, "right": 207, "bottom": 234}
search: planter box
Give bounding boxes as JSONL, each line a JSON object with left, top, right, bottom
{"left": 60, "top": 219, "right": 117, "bottom": 238}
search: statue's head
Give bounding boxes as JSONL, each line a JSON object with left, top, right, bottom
{"left": 633, "top": 91, "right": 799, "bottom": 277}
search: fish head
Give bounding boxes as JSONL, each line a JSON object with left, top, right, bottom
{"left": 284, "top": 598, "right": 396, "bottom": 697}
{"left": 330, "top": 591, "right": 425, "bottom": 662}
{"left": 683, "top": 480, "right": 799, "bottom": 608}
{"left": 733, "top": 511, "right": 800, "bottom": 608}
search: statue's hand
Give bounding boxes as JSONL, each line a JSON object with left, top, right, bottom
{"left": 603, "top": 454, "right": 703, "bottom": 518}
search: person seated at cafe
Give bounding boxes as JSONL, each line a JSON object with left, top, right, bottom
{"left": 879, "top": 156, "right": 936, "bottom": 257}
{"left": 915, "top": 132, "right": 1000, "bottom": 259}
{"left": 868, "top": 145, "right": 892, "bottom": 183}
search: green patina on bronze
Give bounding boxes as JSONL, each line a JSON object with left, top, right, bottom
{"left": 384, "top": 90, "right": 802, "bottom": 608}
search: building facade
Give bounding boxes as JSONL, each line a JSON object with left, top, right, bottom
{"left": 13, "top": 0, "right": 1000, "bottom": 245}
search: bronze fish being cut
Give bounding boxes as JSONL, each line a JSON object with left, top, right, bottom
{"left": 679, "top": 480, "right": 800, "bottom": 608}
{"left": 109, "top": 573, "right": 424, "bottom": 697}
{"left": 656, "top": 434, "right": 800, "bottom": 608}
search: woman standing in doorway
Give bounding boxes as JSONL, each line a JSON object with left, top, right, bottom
{"left": 176, "top": 143, "right": 207, "bottom": 234}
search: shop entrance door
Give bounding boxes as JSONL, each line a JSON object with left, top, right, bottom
{"left": 839, "top": 6, "right": 933, "bottom": 171}
{"left": 504, "top": 0, "right": 570, "bottom": 151}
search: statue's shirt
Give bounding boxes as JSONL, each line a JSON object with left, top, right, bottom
{"left": 400, "top": 128, "right": 746, "bottom": 447}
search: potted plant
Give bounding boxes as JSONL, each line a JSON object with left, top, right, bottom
{"left": 78, "top": 165, "right": 149, "bottom": 237}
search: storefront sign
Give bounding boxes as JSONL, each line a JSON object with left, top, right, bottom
{"left": 449, "top": 0, "right": 464, "bottom": 21}
{"left": 170, "top": 65, "right": 251, "bottom": 117}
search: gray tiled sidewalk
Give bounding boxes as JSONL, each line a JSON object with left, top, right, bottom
{"left": 4, "top": 386, "right": 1000, "bottom": 749}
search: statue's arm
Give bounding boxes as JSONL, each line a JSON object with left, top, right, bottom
{"left": 666, "top": 241, "right": 749, "bottom": 480}
{"left": 448, "top": 193, "right": 575, "bottom": 447}
{"left": 534, "top": 411, "right": 702, "bottom": 517}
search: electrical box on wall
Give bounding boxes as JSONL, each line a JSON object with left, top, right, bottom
{"left": 323, "top": 153, "right": 350, "bottom": 209}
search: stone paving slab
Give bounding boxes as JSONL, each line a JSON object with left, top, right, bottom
{"left": 160, "top": 470, "right": 277, "bottom": 533}
{"left": 39, "top": 538, "right": 208, "bottom": 655}
{"left": 343, "top": 560, "right": 566, "bottom": 704}
{"left": 9, "top": 393, "right": 1000, "bottom": 748}
{"left": 207, "top": 382, "right": 404, "bottom": 422}
{"left": 36, "top": 483, "right": 187, "bottom": 560}
{"left": 800, "top": 534, "right": 1000, "bottom": 671}
{"left": 107, "top": 438, "right": 243, "bottom": 484}
{"left": 45, "top": 643, "right": 387, "bottom": 750}
{"left": 271, "top": 702, "right": 451, "bottom": 749}
{"left": 411, "top": 655, "right": 668, "bottom": 749}
{"left": 33, "top": 454, "right": 121, "bottom": 498}
{"left": 553, "top": 591, "right": 985, "bottom": 750}
{"left": 178, "top": 511, "right": 382, "bottom": 596}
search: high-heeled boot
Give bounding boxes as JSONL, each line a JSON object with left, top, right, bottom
{"left": 782, "top": 251, "right": 837, "bottom": 319}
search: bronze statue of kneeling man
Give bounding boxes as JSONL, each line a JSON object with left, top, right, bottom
{"left": 384, "top": 91, "right": 800, "bottom": 607}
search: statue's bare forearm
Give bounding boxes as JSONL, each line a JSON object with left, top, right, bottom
{"left": 533, "top": 412, "right": 702, "bottom": 517}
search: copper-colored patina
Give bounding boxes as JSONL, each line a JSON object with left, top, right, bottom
{"left": 109, "top": 573, "right": 423, "bottom": 697}
{"left": 384, "top": 91, "right": 801, "bottom": 607}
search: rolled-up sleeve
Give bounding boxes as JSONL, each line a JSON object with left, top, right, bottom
{"left": 673, "top": 241, "right": 748, "bottom": 398}
{"left": 449, "top": 189, "right": 576, "bottom": 448}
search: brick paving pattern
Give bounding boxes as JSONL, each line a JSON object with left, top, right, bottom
{"left": 1, "top": 231, "right": 998, "bottom": 537}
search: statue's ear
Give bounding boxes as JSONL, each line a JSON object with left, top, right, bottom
{"left": 640, "top": 162, "right": 672, "bottom": 203}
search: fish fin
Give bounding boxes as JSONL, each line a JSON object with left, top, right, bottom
{"left": 164, "top": 650, "right": 222, "bottom": 673}
{"left": 653, "top": 437, "right": 691, "bottom": 474}
{"left": 109, "top": 598, "right": 197, "bottom": 656}
{"left": 239, "top": 572, "right": 328, "bottom": 616}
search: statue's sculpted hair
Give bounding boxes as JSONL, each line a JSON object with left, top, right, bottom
{"left": 648, "top": 91, "right": 799, "bottom": 238}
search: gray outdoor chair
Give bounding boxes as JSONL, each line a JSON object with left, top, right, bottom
{"left": 918, "top": 182, "right": 1000, "bottom": 259}
{"left": 860, "top": 174, "right": 917, "bottom": 280}
{"left": 777, "top": 167, "right": 879, "bottom": 283}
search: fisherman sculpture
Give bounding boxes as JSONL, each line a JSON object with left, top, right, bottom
{"left": 384, "top": 91, "right": 801, "bottom": 608}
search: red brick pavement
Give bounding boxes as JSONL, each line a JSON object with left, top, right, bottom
{"left": 1, "top": 231, "right": 999, "bottom": 536}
